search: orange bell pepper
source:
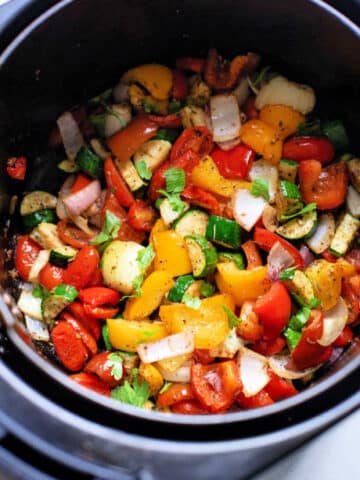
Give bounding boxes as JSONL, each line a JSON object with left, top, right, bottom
{"left": 240, "top": 119, "right": 282, "bottom": 165}
{"left": 107, "top": 318, "right": 167, "bottom": 352}
{"left": 122, "top": 64, "right": 173, "bottom": 100}
{"left": 152, "top": 230, "right": 192, "bottom": 277}
{"left": 259, "top": 105, "right": 305, "bottom": 140}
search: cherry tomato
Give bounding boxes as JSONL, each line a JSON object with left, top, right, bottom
{"left": 175, "top": 57, "right": 205, "bottom": 73}
{"left": 57, "top": 220, "right": 92, "bottom": 249}
{"left": 62, "top": 312, "right": 98, "bottom": 356}
{"left": 39, "top": 263, "right": 65, "bottom": 290}
{"left": 171, "top": 400, "right": 207, "bottom": 414}
{"left": 170, "top": 126, "right": 213, "bottom": 162}
{"left": 107, "top": 117, "right": 158, "bottom": 163}
{"left": 321, "top": 248, "right": 338, "bottom": 263}
{"left": 265, "top": 371, "right": 297, "bottom": 401}
{"left": 237, "top": 390, "right": 274, "bottom": 409}
{"left": 63, "top": 246, "right": 100, "bottom": 290}
{"left": 333, "top": 326, "right": 353, "bottom": 347}
{"left": 172, "top": 69, "right": 188, "bottom": 100}
{"left": 298, "top": 160, "right": 347, "bottom": 210}
{"left": 127, "top": 200, "right": 157, "bottom": 232}
{"left": 181, "top": 186, "right": 222, "bottom": 216}
{"left": 191, "top": 361, "right": 241, "bottom": 413}
{"left": 51, "top": 321, "right": 89, "bottom": 372}
{"left": 78, "top": 287, "right": 121, "bottom": 307}
{"left": 15, "top": 235, "right": 41, "bottom": 281}
{"left": 252, "top": 336, "right": 286, "bottom": 356}
{"left": 85, "top": 267, "right": 103, "bottom": 288}
{"left": 85, "top": 351, "right": 123, "bottom": 387}
{"left": 283, "top": 137, "right": 334, "bottom": 164}
{"left": 6, "top": 156, "right": 27, "bottom": 180}
{"left": 236, "top": 301, "right": 264, "bottom": 342}
{"left": 70, "top": 372, "right": 110, "bottom": 396}
{"left": 144, "top": 113, "right": 182, "bottom": 128}
{"left": 104, "top": 157, "right": 135, "bottom": 208}
{"left": 157, "top": 384, "right": 194, "bottom": 408}
{"left": 211, "top": 144, "right": 254, "bottom": 180}
{"left": 83, "top": 304, "right": 119, "bottom": 319}
{"left": 67, "top": 301, "right": 101, "bottom": 340}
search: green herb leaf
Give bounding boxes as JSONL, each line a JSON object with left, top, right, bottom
{"left": 159, "top": 381, "right": 172, "bottom": 394}
{"left": 105, "top": 352, "right": 124, "bottom": 381}
{"left": 32, "top": 284, "right": 50, "bottom": 300}
{"left": 279, "top": 267, "right": 296, "bottom": 280}
{"left": 169, "top": 100, "right": 182, "bottom": 114}
{"left": 135, "top": 160, "right": 152, "bottom": 181}
{"left": 111, "top": 368, "right": 150, "bottom": 407}
{"left": 222, "top": 305, "right": 241, "bottom": 328}
{"left": 280, "top": 203, "right": 317, "bottom": 221}
{"left": 153, "top": 128, "right": 180, "bottom": 143}
{"left": 284, "top": 327, "right": 302, "bottom": 350}
{"left": 91, "top": 210, "right": 120, "bottom": 250}
{"left": 155, "top": 198, "right": 164, "bottom": 210}
{"left": 132, "top": 245, "right": 155, "bottom": 296}
{"left": 164, "top": 167, "right": 186, "bottom": 194}
{"left": 200, "top": 282, "right": 215, "bottom": 298}
{"left": 102, "top": 324, "right": 113, "bottom": 351}
{"left": 142, "top": 100, "right": 160, "bottom": 114}
{"left": 250, "top": 178, "right": 270, "bottom": 202}
{"left": 253, "top": 66, "right": 270, "bottom": 87}
{"left": 157, "top": 189, "right": 187, "bottom": 214}
{"left": 182, "top": 294, "right": 201, "bottom": 309}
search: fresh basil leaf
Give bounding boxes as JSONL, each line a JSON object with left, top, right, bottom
{"left": 182, "top": 294, "right": 201, "bottom": 309}
{"left": 200, "top": 282, "right": 215, "bottom": 298}
{"left": 102, "top": 324, "right": 113, "bottom": 350}
{"left": 157, "top": 190, "right": 187, "bottom": 214}
{"left": 32, "top": 284, "right": 50, "bottom": 300}
{"left": 91, "top": 210, "right": 120, "bottom": 247}
{"left": 280, "top": 203, "right": 317, "bottom": 221}
{"left": 142, "top": 100, "right": 160, "bottom": 114}
{"left": 250, "top": 178, "right": 270, "bottom": 202}
{"left": 137, "top": 245, "right": 155, "bottom": 271}
{"left": 135, "top": 160, "right": 152, "bottom": 181}
{"left": 159, "top": 381, "right": 172, "bottom": 394}
{"left": 164, "top": 167, "right": 185, "bottom": 194}
{"left": 279, "top": 267, "right": 296, "bottom": 280}
{"left": 222, "top": 305, "right": 241, "bottom": 328}
{"left": 111, "top": 368, "right": 150, "bottom": 407}
{"left": 284, "top": 327, "right": 302, "bottom": 350}
{"left": 105, "top": 352, "right": 123, "bottom": 381}
{"left": 153, "top": 128, "right": 180, "bottom": 143}
{"left": 253, "top": 66, "right": 270, "bottom": 87}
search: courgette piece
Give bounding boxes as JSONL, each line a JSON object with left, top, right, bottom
{"left": 22, "top": 209, "right": 57, "bottom": 230}
{"left": 276, "top": 210, "right": 317, "bottom": 240}
{"left": 205, "top": 215, "right": 242, "bottom": 249}
{"left": 173, "top": 209, "right": 209, "bottom": 237}
{"left": 30, "top": 223, "right": 65, "bottom": 250}
{"left": 329, "top": 213, "right": 360, "bottom": 256}
{"left": 160, "top": 198, "right": 189, "bottom": 225}
{"left": 218, "top": 252, "right": 245, "bottom": 270}
{"left": 167, "top": 275, "right": 196, "bottom": 302}
{"left": 276, "top": 180, "right": 303, "bottom": 217}
{"left": 20, "top": 191, "right": 57, "bottom": 216}
{"left": 75, "top": 146, "right": 103, "bottom": 178}
{"left": 42, "top": 295, "right": 70, "bottom": 325}
{"left": 278, "top": 159, "right": 298, "bottom": 183}
{"left": 285, "top": 270, "right": 315, "bottom": 305}
{"left": 49, "top": 246, "right": 77, "bottom": 267}
{"left": 347, "top": 157, "right": 360, "bottom": 192}
{"left": 184, "top": 235, "right": 218, "bottom": 277}
{"left": 305, "top": 213, "right": 335, "bottom": 254}
{"left": 114, "top": 158, "right": 145, "bottom": 192}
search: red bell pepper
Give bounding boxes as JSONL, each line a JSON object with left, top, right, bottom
{"left": 70, "top": 372, "right": 110, "bottom": 396}
{"left": 211, "top": 144, "right": 254, "bottom": 180}
{"left": 342, "top": 276, "right": 360, "bottom": 325}
{"left": 39, "top": 263, "right": 65, "bottom": 291}
{"left": 171, "top": 400, "right": 207, "bottom": 415}
{"left": 15, "top": 235, "right": 41, "bottom": 281}
{"left": 264, "top": 371, "right": 298, "bottom": 401}
{"left": 172, "top": 69, "right": 188, "bottom": 100}
{"left": 175, "top": 57, "right": 205, "bottom": 73}
{"left": 283, "top": 136, "right": 334, "bottom": 165}
{"left": 345, "top": 248, "right": 360, "bottom": 273}
{"left": 78, "top": 287, "right": 121, "bottom": 307}
{"left": 237, "top": 390, "right": 274, "bottom": 409}
{"left": 181, "top": 186, "right": 222, "bottom": 216}
{"left": 193, "top": 348, "right": 214, "bottom": 365}
{"left": 63, "top": 245, "right": 100, "bottom": 290}
{"left": 157, "top": 383, "right": 194, "bottom": 408}
{"left": 6, "top": 156, "right": 27, "bottom": 180}
{"left": 333, "top": 326, "right": 353, "bottom": 347}
{"left": 170, "top": 126, "right": 213, "bottom": 162}
{"left": 104, "top": 157, "right": 135, "bottom": 208}
{"left": 127, "top": 200, "right": 157, "bottom": 232}
{"left": 57, "top": 220, "right": 92, "bottom": 249}
{"left": 252, "top": 336, "right": 286, "bottom": 356}
{"left": 242, "top": 240, "right": 262, "bottom": 269}
{"left": 237, "top": 301, "right": 264, "bottom": 342}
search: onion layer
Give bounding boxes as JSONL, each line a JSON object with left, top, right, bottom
{"left": 210, "top": 94, "right": 241, "bottom": 143}
{"left": 237, "top": 346, "right": 269, "bottom": 397}
{"left": 57, "top": 112, "right": 84, "bottom": 160}
{"left": 137, "top": 330, "right": 194, "bottom": 364}
{"left": 267, "top": 241, "right": 295, "bottom": 281}
{"left": 63, "top": 180, "right": 101, "bottom": 217}
{"left": 318, "top": 297, "right": 349, "bottom": 347}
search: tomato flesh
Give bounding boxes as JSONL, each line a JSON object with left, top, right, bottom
{"left": 15, "top": 235, "right": 41, "bottom": 281}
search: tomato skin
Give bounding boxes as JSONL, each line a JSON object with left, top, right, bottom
{"left": 51, "top": 321, "right": 89, "bottom": 372}
{"left": 236, "top": 301, "right": 264, "bottom": 342}
{"left": 85, "top": 351, "right": 123, "bottom": 387}
{"left": 283, "top": 137, "right": 334, "bottom": 165}
{"left": 181, "top": 186, "right": 222, "bottom": 216}
{"left": 83, "top": 304, "right": 119, "bottom": 319}
{"left": 334, "top": 326, "right": 353, "bottom": 347}
{"left": 6, "top": 156, "right": 27, "bottom": 180}
{"left": 211, "top": 144, "right": 254, "bottom": 180}
{"left": 170, "top": 126, "right": 213, "bottom": 162}
{"left": 252, "top": 336, "right": 286, "bottom": 356}
{"left": 254, "top": 227, "right": 305, "bottom": 270}
{"left": 191, "top": 361, "right": 241, "bottom": 413}
{"left": 39, "top": 263, "right": 65, "bottom": 290}
{"left": 63, "top": 246, "right": 100, "bottom": 290}
{"left": 85, "top": 267, "right": 103, "bottom": 288}
{"left": 15, "top": 235, "right": 41, "bottom": 281}
{"left": 193, "top": 349, "right": 214, "bottom": 365}
{"left": 157, "top": 384, "right": 194, "bottom": 408}
{"left": 61, "top": 312, "right": 98, "bottom": 356}
{"left": 171, "top": 400, "right": 207, "bottom": 414}
{"left": 70, "top": 173, "right": 92, "bottom": 194}
{"left": 237, "top": 390, "right": 274, "bottom": 409}
{"left": 70, "top": 372, "right": 111, "bottom": 396}
{"left": 243, "top": 96, "right": 259, "bottom": 120}
{"left": 127, "top": 200, "right": 157, "bottom": 232}
{"left": 172, "top": 69, "right": 188, "bottom": 100}
{"left": 104, "top": 157, "right": 135, "bottom": 208}
{"left": 57, "top": 220, "right": 92, "bottom": 249}
{"left": 175, "top": 57, "right": 205, "bottom": 73}
{"left": 144, "top": 113, "right": 182, "bottom": 128}
{"left": 265, "top": 371, "right": 297, "bottom": 401}
{"left": 345, "top": 249, "right": 360, "bottom": 273}
{"left": 254, "top": 282, "right": 292, "bottom": 340}
{"left": 106, "top": 117, "right": 158, "bottom": 163}
{"left": 78, "top": 287, "right": 121, "bottom": 307}
{"left": 298, "top": 160, "right": 347, "bottom": 210}
{"left": 67, "top": 301, "right": 101, "bottom": 340}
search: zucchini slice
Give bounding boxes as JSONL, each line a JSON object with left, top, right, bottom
{"left": 173, "top": 210, "right": 209, "bottom": 237}
{"left": 305, "top": 213, "right": 335, "bottom": 254}
{"left": 42, "top": 295, "right": 70, "bottom": 325}
{"left": 49, "top": 246, "right": 77, "bottom": 267}
{"left": 205, "top": 215, "right": 241, "bottom": 249}
{"left": 278, "top": 159, "right": 298, "bottom": 183}
{"left": 20, "top": 191, "right": 57, "bottom": 216}
{"left": 276, "top": 211, "right": 317, "bottom": 240}
{"left": 329, "top": 213, "right": 360, "bottom": 256}
{"left": 160, "top": 198, "right": 189, "bottom": 225}
{"left": 276, "top": 180, "right": 303, "bottom": 217}
{"left": 75, "top": 146, "right": 103, "bottom": 178}
{"left": 114, "top": 158, "right": 145, "bottom": 192}
{"left": 184, "top": 235, "right": 218, "bottom": 277}
{"left": 167, "top": 274, "right": 196, "bottom": 302}
{"left": 22, "top": 209, "right": 57, "bottom": 230}
{"left": 218, "top": 252, "right": 245, "bottom": 270}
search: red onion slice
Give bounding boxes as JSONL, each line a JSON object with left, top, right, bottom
{"left": 63, "top": 180, "right": 101, "bottom": 217}
{"left": 57, "top": 112, "right": 84, "bottom": 160}
{"left": 299, "top": 244, "right": 315, "bottom": 268}
{"left": 267, "top": 241, "right": 295, "bottom": 281}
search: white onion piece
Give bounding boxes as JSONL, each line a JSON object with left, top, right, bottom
{"left": 269, "top": 355, "right": 317, "bottom": 380}
{"left": 104, "top": 104, "right": 132, "bottom": 138}
{"left": 346, "top": 186, "right": 360, "bottom": 218}
{"left": 216, "top": 137, "right": 241, "bottom": 151}
{"left": 17, "top": 290, "right": 43, "bottom": 320}
{"left": 232, "top": 189, "right": 266, "bottom": 232}
{"left": 56, "top": 112, "right": 84, "bottom": 160}
{"left": 210, "top": 329, "right": 244, "bottom": 358}
{"left": 113, "top": 82, "right": 129, "bottom": 103}
{"left": 63, "top": 180, "right": 101, "bottom": 217}
{"left": 28, "top": 250, "right": 50, "bottom": 283}
{"left": 267, "top": 241, "right": 295, "bottom": 281}
{"left": 248, "top": 160, "right": 278, "bottom": 203}
{"left": 157, "top": 362, "right": 191, "bottom": 383}
{"left": 299, "top": 244, "right": 315, "bottom": 268}
{"left": 305, "top": 213, "right": 335, "bottom": 254}
{"left": 232, "top": 77, "right": 250, "bottom": 107}
{"left": 318, "top": 297, "right": 349, "bottom": 347}
{"left": 210, "top": 94, "right": 241, "bottom": 143}
{"left": 137, "top": 331, "right": 194, "bottom": 364}
{"left": 25, "top": 315, "right": 49, "bottom": 342}
{"left": 237, "top": 346, "right": 270, "bottom": 397}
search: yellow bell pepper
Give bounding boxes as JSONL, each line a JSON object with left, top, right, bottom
{"left": 159, "top": 294, "right": 234, "bottom": 349}
{"left": 107, "top": 318, "right": 167, "bottom": 352}
{"left": 259, "top": 105, "right": 305, "bottom": 140}
{"left": 191, "top": 156, "right": 251, "bottom": 198}
{"left": 123, "top": 271, "right": 174, "bottom": 320}
{"left": 156, "top": 353, "right": 192, "bottom": 373}
{"left": 335, "top": 258, "right": 356, "bottom": 278}
{"left": 149, "top": 218, "right": 168, "bottom": 247}
{"left": 128, "top": 84, "right": 169, "bottom": 115}
{"left": 139, "top": 363, "right": 164, "bottom": 396}
{"left": 215, "top": 263, "right": 270, "bottom": 306}
{"left": 240, "top": 119, "right": 283, "bottom": 165}
{"left": 152, "top": 230, "right": 192, "bottom": 277}
{"left": 122, "top": 64, "right": 173, "bottom": 100}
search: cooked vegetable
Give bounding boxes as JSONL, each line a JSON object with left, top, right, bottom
{"left": 305, "top": 213, "right": 335, "bottom": 254}
{"left": 107, "top": 318, "right": 167, "bottom": 352}
{"left": 18, "top": 289, "right": 43, "bottom": 320}
{"left": 318, "top": 297, "right": 348, "bottom": 347}
{"left": 237, "top": 347, "right": 269, "bottom": 397}
{"left": 30, "top": 223, "right": 65, "bottom": 250}
{"left": 133, "top": 139, "right": 172, "bottom": 172}
{"left": 276, "top": 210, "right": 317, "bottom": 240}
{"left": 205, "top": 215, "right": 242, "bottom": 249}
{"left": 122, "top": 64, "right": 173, "bottom": 100}
{"left": 20, "top": 191, "right": 57, "bottom": 216}
{"left": 232, "top": 188, "right": 267, "bottom": 232}
{"left": 57, "top": 111, "right": 84, "bottom": 160}
{"left": 248, "top": 159, "right": 278, "bottom": 202}
{"left": 28, "top": 250, "right": 50, "bottom": 283}
{"left": 104, "top": 104, "right": 132, "bottom": 138}
{"left": 152, "top": 230, "right": 192, "bottom": 277}
{"left": 22, "top": 209, "right": 57, "bottom": 230}
{"left": 330, "top": 213, "right": 360, "bottom": 256}
{"left": 278, "top": 159, "right": 298, "bottom": 183}
{"left": 75, "top": 147, "right": 103, "bottom": 178}
{"left": 240, "top": 119, "right": 282, "bottom": 164}
{"left": 347, "top": 157, "right": 360, "bottom": 192}
{"left": 115, "top": 158, "right": 145, "bottom": 192}
{"left": 184, "top": 235, "right": 218, "bottom": 277}
{"left": 259, "top": 105, "right": 305, "bottom": 139}
{"left": 210, "top": 94, "right": 241, "bottom": 143}
{"left": 346, "top": 186, "right": 360, "bottom": 218}
{"left": 173, "top": 209, "right": 209, "bottom": 237}
{"left": 137, "top": 330, "right": 195, "bottom": 364}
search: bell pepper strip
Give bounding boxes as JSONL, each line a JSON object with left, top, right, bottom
{"left": 171, "top": 400, "right": 207, "bottom": 414}
{"left": 6, "top": 156, "right": 27, "bottom": 180}
{"left": 299, "top": 160, "right": 347, "bottom": 210}
{"left": 106, "top": 318, "right": 167, "bottom": 352}
{"left": 122, "top": 64, "right": 173, "bottom": 100}
{"left": 259, "top": 105, "right": 305, "bottom": 140}
{"left": 67, "top": 301, "right": 101, "bottom": 340}
{"left": 211, "top": 144, "right": 255, "bottom": 180}
{"left": 63, "top": 245, "right": 100, "bottom": 290}
{"left": 243, "top": 97, "right": 258, "bottom": 120}
{"left": 175, "top": 57, "right": 205, "bottom": 73}
{"left": 193, "top": 348, "right": 214, "bottom": 365}
{"left": 144, "top": 113, "right": 182, "bottom": 128}
{"left": 104, "top": 157, "right": 135, "bottom": 208}
{"left": 291, "top": 310, "right": 333, "bottom": 370}
{"left": 172, "top": 69, "right": 188, "bottom": 100}
{"left": 39, "top": 263, "right": 65, "bottom": 291}
{"left": 70, "top": 173, "right": 92, "bottom": 194}
{"left": 252, "top": 336, "right": 287, "bottom": 356}
{"left": 78, "top": 287, "right": 121, "bottom": 307}
{"left": 254, "top": 282, "right": 292, "bottom": 340}
{"left": 283, "top": 137, "right": 334, "bottom": 164}
{"left": 204, "top": 49, "right": 259, "bottom": 90}
{"left": 157, "top": 383, "right": 194, "bottom": 408}
{"left": 191, "top": 360, "right": 241, "bottom": 413}
{"left": 240, "top": 119, "right": 283, "bottom": 165}
{"left": 61, "top": 312, "right": 98, "bottom": 356}
{"left": 181, "top": 186, "right": 222, "bottom": 216}
{"left": 51, "top": 321, "right": 89, "bottom": 372}
{"left": 237, "top": 390, "right": 274, "bottom": 409}
{"left": 254, "top": 227, "right": 305, "bottom": 270}
{"left": 170, "top": 126, "right": 213, "bottom": 162}
{"left": 57, "top": 220, "right": 93, "bottom": 249}
{"left": 106, "top": 117, "right": 158, "bottom": 163}
{"left": 83, "top": 304, "right": 119, "bottom": 320}
{"left": 342, "top": 276, "right": 360, "bottom": 324}
{"left": 152, "top": 230, "right": 192, "bottom": 277}
{"left": 264, "top": 371, "right": 298, "bottom": 400}
{"left": 127, "top": 200, "right": 157, "bottom": 232}
{"left": 15, "top": 235, "right": 42, "bottom": 281}
{"left": 334, "top": 325, "right": 353, "bottom": 347}
{"left": 236, "top": 301, "right": 264, "bottom": 342}
{"left": 70, "top": 372, "right": 111, "bottom": 396}
{"left": 242, "top": 240, "right": 262, "bottom": 269}
{"left": 84, "top": 351, "right": 123, "bottom": 387}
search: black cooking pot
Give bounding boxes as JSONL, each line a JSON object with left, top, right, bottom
{"left": 0, "top": 1, "right": 359, "bottom": 479}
